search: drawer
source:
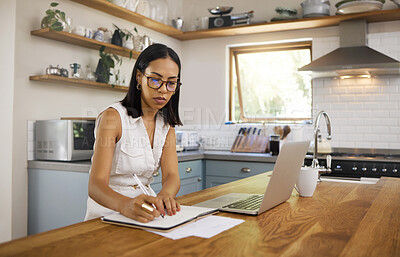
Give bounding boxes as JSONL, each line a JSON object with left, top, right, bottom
{"left": 151, "top": 160, "right": 203, "bottom": 184}
{"left": 178, "top": 160, "right": 203, "bottom": 180}
{"left": 206, "top": 160, "right": 274, "bottom": 178}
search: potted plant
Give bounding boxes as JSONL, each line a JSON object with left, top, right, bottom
{"left": 95, "top": 46, "right": 123, "bottom": 84}
{"left": 112, "top": 24, "right": 138, "bottom": 50}
{"left": 41, "top": 2, "right": 68, "bottom": 31}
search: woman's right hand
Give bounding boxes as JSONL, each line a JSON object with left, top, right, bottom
{"left": 119, "top": 194, "right": 163, "bottom": 223}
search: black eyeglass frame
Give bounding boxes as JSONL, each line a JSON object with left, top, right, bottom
{"left": 141, "top": 72, "right": 182, "bottom": 92}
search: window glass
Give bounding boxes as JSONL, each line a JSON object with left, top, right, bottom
{"left": 230, "top": 42, "right": 312, "bottom": 122}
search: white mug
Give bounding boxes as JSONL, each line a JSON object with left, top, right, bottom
{"left": 73, "top": 25, "right": 85, "bottom": 37}
{"left": 295, "top": 167, "right": 318, "bottom": 197}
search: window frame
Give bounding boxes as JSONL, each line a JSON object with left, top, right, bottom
{"left": 229, "top": 41, "right": 313, "bottom": 123}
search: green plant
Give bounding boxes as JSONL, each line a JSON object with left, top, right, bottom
{"left": 113, "top": 24, "right": 138, "bottom": 41}
{"left": 41, "top": 2, "right": 67, "bottom": 31}
{"left": 96, "top": 46, "right": 123, "bottom": 84}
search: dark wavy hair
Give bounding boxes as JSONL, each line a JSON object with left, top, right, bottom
{"left": 121, "top": 43, "right": 182, "bottom": 126}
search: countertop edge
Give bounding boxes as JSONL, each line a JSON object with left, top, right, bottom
{"left": 28, "top": 151, "right": 278, "bottom": 173}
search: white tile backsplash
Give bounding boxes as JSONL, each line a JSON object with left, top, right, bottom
{"left": 309, "top": 30, "right": 400, "bottom": 150}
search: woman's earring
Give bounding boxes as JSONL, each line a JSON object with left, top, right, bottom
{"left": 136, "top": 84, "right": 142, "bottom": 90}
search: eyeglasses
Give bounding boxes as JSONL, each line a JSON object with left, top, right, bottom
{"left": 142, "top": 73, "right": 181, "bottom": 92}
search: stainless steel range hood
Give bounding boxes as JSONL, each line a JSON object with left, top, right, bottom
{"left": 299, "top": 20, "right": 400, "bottom": 78}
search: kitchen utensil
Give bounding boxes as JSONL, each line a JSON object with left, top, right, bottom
{"left": 208, "top": 6, "right": 233, "bottom": 15}
{"left": 231, "top": 11, "right": 254, "bottom": 25}
{"left": 172, "top": 17, "right": 184, "bottom": 30}
{"left": 85, "top": 65, "right": 95, "bottom": 81}
{"left": 249, "top": 127, "right": 258, "bottom": 146}
{"left": 336, "top": 0, "right": 383, "bottom": 14}
{"left": 60, "top": 68, "right": 68, "bottom": 77}
{"left": 46, "top": 65, "right": 61, "bottom": 76}
{"left": 198, "top": 17, "right": 209, "bottom": 30}
{"left": 301, "top": 0, "right": 330, "bottom": 18}
{"left": 269, "top": 134, "right": 280, "bottom": 155}
{"left": 273, "top": 126, "right": 283, "bottom": 139}
{"left": 231, "top": 127, "right": 244, "bottom": 151}
{"left": 142, "top": 35, "right": 150, "bottom": 48}
{"left": 70, "top": 63, "right": 82, "bottom": 79}
{"left": 133, "top": 36, "right": 144, "bottom": 51}
{"left": 281, "top": 125, "right": 291, "bottom": 140}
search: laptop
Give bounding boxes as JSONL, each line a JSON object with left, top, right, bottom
{"left": 194, "top": 141, "right": 310, "bottom": 215}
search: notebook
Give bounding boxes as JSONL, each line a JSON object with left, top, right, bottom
{"left": 194, "top": 141, "right": 310, "bottom": 215}
{"left": 101, "top": 205, "right": 218, "bottom": 232}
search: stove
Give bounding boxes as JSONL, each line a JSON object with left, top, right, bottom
{"left": 304, "top": 148, "right": 400, "bottom": 179}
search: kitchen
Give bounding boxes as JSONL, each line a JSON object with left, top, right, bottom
{"left": 1, "top": 0, "right": 400, "bottom": 254}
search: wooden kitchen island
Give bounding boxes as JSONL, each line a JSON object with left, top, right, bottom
{"left": 1, "top": 173, "right": 399, "bottom": 257}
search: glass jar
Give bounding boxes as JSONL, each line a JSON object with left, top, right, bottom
{"left": 148, "top": 0, "right": 168, "bottom": 24}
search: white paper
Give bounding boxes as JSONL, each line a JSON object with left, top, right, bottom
{"left": 150, "top": 216, "right": 245, "bottom": 240}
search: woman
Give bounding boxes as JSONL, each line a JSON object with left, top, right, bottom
{"left": 85, "top": 44, "right": 182, "bottom": 223}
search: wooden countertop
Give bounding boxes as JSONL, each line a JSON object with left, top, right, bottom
{"left": 1, "top": 173, "right": 399, "bottom": 256}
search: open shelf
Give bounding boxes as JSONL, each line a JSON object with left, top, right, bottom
{"left": 70, "top": 0, "right": 183, "bottom": 38}
{"left": 70, "top": 0, "right": 400, "bottom": 41}
{"left": 175, "top": 9, "right": 400, "bottom": 40}
{"left": 31, "top": 28, "right": 140, "bottom": 59}
{"left": 29, "top": 74, "right": 128, "bottom": 92}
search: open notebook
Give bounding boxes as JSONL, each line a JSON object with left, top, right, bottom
{"left": 101, "top": 205, "right": 218, "bottom": 232}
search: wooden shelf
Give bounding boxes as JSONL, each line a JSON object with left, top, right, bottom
{"left": 29, "top": 75, "right": 128, "bottom": 92}
{"left": 31, "top": 28, "right": 140, "bottom": 59}
{"left": 70, "top": 0, "right": 183, "bottom": 38}
{"left": 175, "top": 9, "right": 400, "bottom": 40}
{"left": 70, "top": 0, "right": 400, "bottom": 41}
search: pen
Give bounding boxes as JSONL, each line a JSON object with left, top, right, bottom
{"left": 133, "top": 174, "right": 164, "bottom": 218}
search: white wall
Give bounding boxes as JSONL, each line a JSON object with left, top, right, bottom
{"left": 179, "top": 20, "right": 400, "bottom": 150}
{"left": 0, "top": 0, "right": 16, "bottom": 243}
{"left": 8, "top": 0, "right": 181, "bottom": 240}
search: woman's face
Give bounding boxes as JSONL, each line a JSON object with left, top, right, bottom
{"left": 137, "top": 57, "right": 179, "bottom": 113}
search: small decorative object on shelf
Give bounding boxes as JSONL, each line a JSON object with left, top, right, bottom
{"left": 95, "top": 46, "right": 122, "bottom": 84}
{"left": 271, "top": 7, "right": 298, "bottom": 21}
{"left": 41, "top": 2, "right": 69, "bottom": 31}
{"left": 70, "top": 63, "right": 82, "bottom": 79}
{"left": 335, "top": 0, "right": 385, "bottom": 14}
{"left": 112, "top": 24, "right": 138, "bottom": 50}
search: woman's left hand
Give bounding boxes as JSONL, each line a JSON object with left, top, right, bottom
{"left": 156, "top": 192, "right": 181, "bottom": 216}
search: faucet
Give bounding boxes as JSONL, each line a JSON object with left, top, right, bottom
{"left": 312, "top": 111, "right": 332, "bottom": 174}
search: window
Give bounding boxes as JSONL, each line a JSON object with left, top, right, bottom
{"left": 229, "top": 41, "right": 312, "bottom": 123}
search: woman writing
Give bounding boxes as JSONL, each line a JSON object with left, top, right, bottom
{"left": 85, "top": 44, "right": 182, "bottom": 223}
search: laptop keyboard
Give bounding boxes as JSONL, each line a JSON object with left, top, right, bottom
{"left": 222, "top": 195, "right": 263, "bottom": 210}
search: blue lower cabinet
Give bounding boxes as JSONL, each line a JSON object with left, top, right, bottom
{"left": 151, "top": 160, "right": 204, "bottom": 196}
{"left": 28, "top": 169, "right": 89, "bottom": 235}
{"left": 205, "top": 160, "right": 274, "bottom": 188}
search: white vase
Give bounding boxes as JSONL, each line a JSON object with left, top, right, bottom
{"left": 123, "top": 37, "right": 134, "bottom": 50}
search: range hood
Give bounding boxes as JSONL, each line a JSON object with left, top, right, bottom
{"left": 299, "top": 20, "right": 400, "bottom": 78}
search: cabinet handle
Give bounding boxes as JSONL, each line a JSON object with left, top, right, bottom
{"left": 197, "top": 177, "right": 202, "bottom": 182}
{"left": 153, "top": 171, "right": 160, "bottom": 177}
{"left": 241, "top": 168, "right": 251, "bottom": 173}
{"left": 186, "top": 167, "right": 192, "bottom": 173}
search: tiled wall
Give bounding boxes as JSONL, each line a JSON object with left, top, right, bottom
{"left": 312, "top": 31, "right": 400, "bottom": 149}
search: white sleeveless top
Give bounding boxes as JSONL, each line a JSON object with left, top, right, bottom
{"left": 84, "top": 102, "right": 170, "bottom": 220}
